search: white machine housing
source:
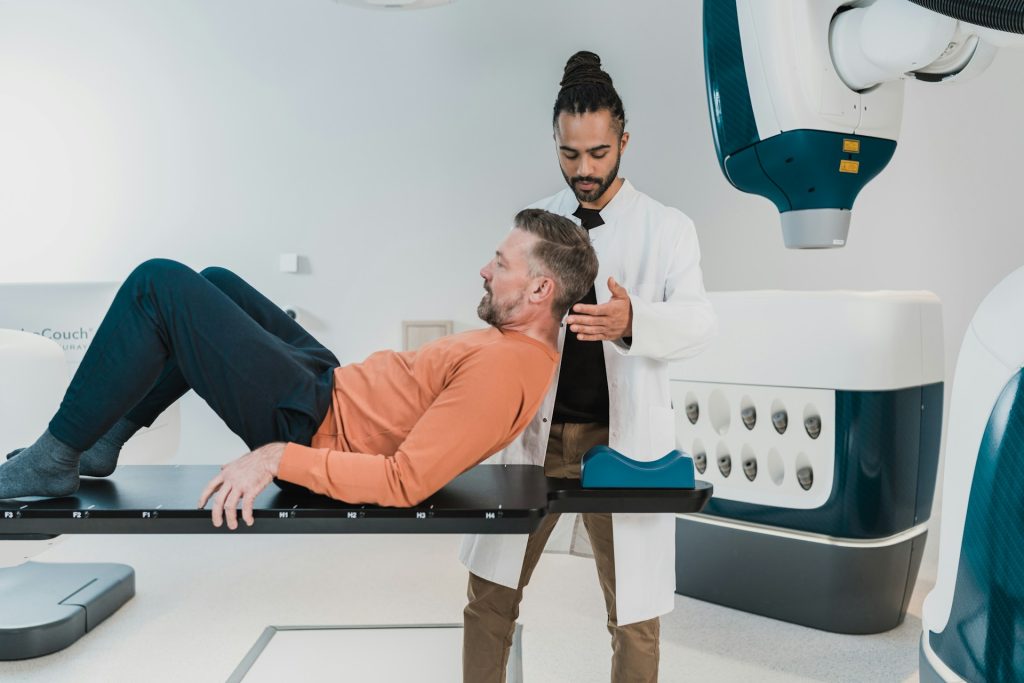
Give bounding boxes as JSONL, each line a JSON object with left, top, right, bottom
{"left": 738, "top": 0, "right": 905, "bottom": 141}
{"left": 669, "top": 290, "right": 943, "bottom": 508}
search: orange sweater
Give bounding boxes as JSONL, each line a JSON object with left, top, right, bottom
{"left": 277, "top": 327, "right": 558, "bottom": 507}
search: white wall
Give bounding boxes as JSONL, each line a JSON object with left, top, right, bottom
{"left": 1, "top": 0, "right": 1022, "bottom": 581}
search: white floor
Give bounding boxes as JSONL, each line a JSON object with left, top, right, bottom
{"left": 0, "top": 534, "right": 928, "bottom": 682}
{"left": 238, "top": 626, "right": 470, "bottom": 682}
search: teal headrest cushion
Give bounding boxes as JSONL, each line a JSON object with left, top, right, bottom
{"left": 580, "top": 446, "right": 696, "bottom": 489}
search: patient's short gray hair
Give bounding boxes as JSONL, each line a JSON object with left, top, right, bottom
{"left": 514, "top": 208, "right": 599, "bottom": 319}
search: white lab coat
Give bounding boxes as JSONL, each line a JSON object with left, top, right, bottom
{"left": 459, "top": 179, "right": 717, "bottom": 625}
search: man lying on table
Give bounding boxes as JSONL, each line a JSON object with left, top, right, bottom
{"left": 1, "top": 208, "right": 598, "bottom": 530}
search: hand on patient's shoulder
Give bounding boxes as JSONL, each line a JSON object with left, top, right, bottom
{"left": 197, "top": 442, "right": 287, "bottom": 531}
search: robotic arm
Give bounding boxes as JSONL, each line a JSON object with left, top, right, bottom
{"left": 704, "top": 0, "right": 1024, "bottom": 248}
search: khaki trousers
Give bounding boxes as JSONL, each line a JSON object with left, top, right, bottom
{"left": 463, "top": 422, "right": 660, "bottom": 683}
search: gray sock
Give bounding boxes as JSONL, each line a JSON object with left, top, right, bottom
{"left": 0, "top": 430, "right": 80, "bottom": 499}
{"left": 7, "top": 418, "right": 139, "bottom": 478}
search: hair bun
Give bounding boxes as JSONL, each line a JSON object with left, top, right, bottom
{"left": 560, "top": 50, "right": 613, "bottom": 90}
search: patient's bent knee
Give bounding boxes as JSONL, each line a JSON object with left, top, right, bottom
{"left": 128, "top": 258, "right": 194, "bottom": 287}
{"left": 199, "top": 266, "right": 238, "bottom": 287}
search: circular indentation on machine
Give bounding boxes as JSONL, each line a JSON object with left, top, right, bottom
{"left": 741, "top": 445, "right": 757, "bottom": 481}
{"left": 692, "top": 438, "right": 707, "bottom": 474}
{"left": 708, "top": 390, "right": 731, "bottom": 435}
{"left": 795, "top": 452, "right": 813, "bottom": 491}
{"left": 684, "top": 392, "right": 700, "bottom": 425}
{"left": 803, "top": 404, "right": 822, "bottom": 440}
{"left": 767, "top": 448, "right": 784, "bottom": 486}
{"left": 716, "top": 443, "right": 732, "bottom": 478}
{"left": 770, "top": 399, "right": 788, "bottom": 435}
{"left": 739, "top": 396, "right": 756, "bottom": 431}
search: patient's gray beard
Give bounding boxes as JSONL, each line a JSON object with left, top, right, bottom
{"left": 477, "top": 290, "right": 522, "bottom": 327}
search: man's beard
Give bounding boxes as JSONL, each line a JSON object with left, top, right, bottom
{"left": 477, "top": 286, "right": 524, "bottom": 327}
{"left": 562, "top": 151, "right": 621, "bottom": 204}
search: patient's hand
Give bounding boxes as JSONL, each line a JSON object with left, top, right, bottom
{"left": 198, "top": 442, "right": 286, "bottom": 530}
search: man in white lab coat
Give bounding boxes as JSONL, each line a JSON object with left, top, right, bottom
{"left": 460, "top": 51, "right": 717, "bottom": 682}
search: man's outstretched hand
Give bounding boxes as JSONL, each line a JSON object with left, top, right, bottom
{"left": 198, "top": 442, "right": 287, "bottom": 530}
{"left": 566, "top": 276, "right": 633, "bottom": 341}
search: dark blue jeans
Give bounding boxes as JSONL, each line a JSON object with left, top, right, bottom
{"left": 49, "top": 259, "right": 339, "bottom": 452}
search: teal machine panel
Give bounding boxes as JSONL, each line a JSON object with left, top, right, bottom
{"left": 924, "top": 371, "right": 1024, "bottom": 682}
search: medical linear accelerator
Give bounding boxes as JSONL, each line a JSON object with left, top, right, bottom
{"left": 0, "top": 0, "right": 1022, "bottom": 680}
{"left": 702, "top": 1, "right": 1024, "bottom": 680}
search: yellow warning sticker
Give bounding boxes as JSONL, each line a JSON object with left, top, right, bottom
{"left": 839, "top": 159, "right": 860, "bottom": 174}
{"left": 843, "top": 138, "right": 861, "bottom": 153}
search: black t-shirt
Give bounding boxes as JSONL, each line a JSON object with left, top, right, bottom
{"left": 552, "top": 206, "right": 610, "bottom": 424}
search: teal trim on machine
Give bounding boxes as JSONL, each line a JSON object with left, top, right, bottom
{"left": 929, "top": 369, "right": 1024, "bottom": 682}
{"left": 703, "top": 0, "right": 760, "bottom": 177}
{"left": 725, "top": 130, "right": 897, "bottom": 213}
